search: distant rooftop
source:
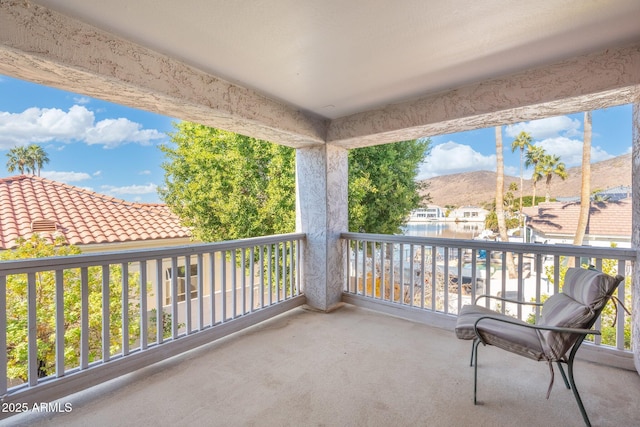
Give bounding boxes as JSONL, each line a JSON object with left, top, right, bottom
{"left": 523, "top": 198, "right": 632, "bottom": 239}
{"left": 0, "top": 175, "right": 191, "bottom": 249}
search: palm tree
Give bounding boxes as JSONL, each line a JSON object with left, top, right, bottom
{"left": 6, "top": 146, "right": 30, "bottom": 174}
{"left": 524, "top": 145, "right": 546, "bottom": 206}
{"left": 540, "top": 154, "right": 568, "bottom": 202}
{"left": 573, "top": 111, "right": 592, "bottom": 246}
{"left": 495, "top": 126, "right": 516, "bottom": 277}
{"left": 511, "top": 131, "right": 532, "bottom": 223}
{"left": 27, "top": 144, "right": 50, "bottom": 176}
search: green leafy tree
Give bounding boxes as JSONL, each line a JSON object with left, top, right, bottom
{"left": 348, "top": 139, "right": 430, "bottom": 234}
{"left": 159, "top": 122, "right": 430, "bottom": 240}
{"left": 159, "top": 124, "right": 295, "bottom": 242}
{"left": 2, "top": 234, "right": 142, "bottom": 382}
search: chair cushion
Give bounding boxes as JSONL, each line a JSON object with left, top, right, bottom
{"left": 562, "top": 267, "right": 621, "bottom": 310}
{"left": 538, "top": 293, "right": 592, "bottom": 360}
{"left": 456, "top": 304, "right": 545, "bottom": 360}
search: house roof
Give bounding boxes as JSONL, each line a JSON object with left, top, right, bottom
{"left": 0, "top": 175, "right": 191, "bottom": 249}
{"left": 523, "top": 199, "right": 632, "bottom": 239}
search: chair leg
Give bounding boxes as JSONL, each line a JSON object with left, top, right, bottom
{"left": 473, "top": 341, "right": 479, "bottom": 404}
{"left": 567, "top": 358, "right": 592, "bottom": 427}
{"left": 556, "top": 361, "right": 570, "bottom": 389}
{"left": 470, "top": 338, "right": 479, "bottom": 366}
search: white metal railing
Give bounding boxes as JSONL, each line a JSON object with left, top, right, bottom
{"left": 341, "top": 233, "right": 635, "bottom": 356}
{"left": 0, "top": 233, "right": 304, "bottom": 414}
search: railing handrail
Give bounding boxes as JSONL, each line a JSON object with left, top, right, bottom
{"left": 340, "top": 232, "right": 636, "bottom": 260}
{"left": 0, "top": 233, "right": 306, "bottom": 274}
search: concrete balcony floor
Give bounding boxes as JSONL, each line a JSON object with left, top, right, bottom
{"left": 6, "top": 304, "right": 640, "bottom": 427}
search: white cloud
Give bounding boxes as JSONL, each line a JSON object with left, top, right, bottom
{"left": 139, "top": 170, "right": 151, "bottom": 175}
{"left": 0, "top": 105, "right": 165, "bottom": 149}
{"left": 535, "top": 138, "right": 614, "bottom": 167}
{"left": 73, "top": 96, "right": 91, "bottom": 105}
{"left": 85, "top": 118, "right": 163, "bottom": 148}
{"left": 418, "top": 141, "right": 495, "bottom": 179}
{"left": 101, "top": 183, "right": 158, "bottom": 196}
{"left": 41, "top": 170, "right": 92, "bottom": 182}
{"left": 505, "top": 116, "right": 581, "bottom": 140}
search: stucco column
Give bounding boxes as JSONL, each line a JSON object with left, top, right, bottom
{"left": 633, "top": 101, "right": 640, "bottom": 375}
{"left": 296, "top": 144, "right": 348, "bottom": 311}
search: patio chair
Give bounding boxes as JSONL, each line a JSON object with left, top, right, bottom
{"left": 455, "top": 267, "right": 624, "bottom": 427}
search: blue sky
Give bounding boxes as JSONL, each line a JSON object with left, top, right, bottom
{"left": 0, "top": 74, "right": 633, "bottom": 203}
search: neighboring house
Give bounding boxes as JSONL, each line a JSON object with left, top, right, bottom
{"left": 0, "top": 175, "right": 207, "bottom": 325}
{"left": 448, "top": 206, "right": 488, "bottom": 222}
{"left": 407, "top": 205, "right": 445, "bottom": 222}
{"left": 523, "top": 198, "right": 632, "bottom": 248}
{"left": 556, "top": 186, "right": 632, "bottom": 203}
{"left": 0, "top": 174, "right": 193, "bottom": 252}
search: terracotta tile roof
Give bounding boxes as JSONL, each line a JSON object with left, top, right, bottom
{"left": 0, "top": 175, "right": 192, "bottom": 249}
{"left": 523, "top": 199, "right": 632, "bottom": 238}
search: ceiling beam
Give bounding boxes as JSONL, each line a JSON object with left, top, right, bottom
{"left": 0, "top": 1, "right": 327, "bottom": 148}
{"left": 328, "top": 43, "right": 640, "bottom": 148}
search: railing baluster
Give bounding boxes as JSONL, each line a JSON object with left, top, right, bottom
{"left": 210, "top": 252, "right": 216, "bottom": 326}
{"left": 517, "top": 253, "right": 524, "bottom": 320}
{"left": 430, "top": 245, "right": 436, "bottom": 311}
{"left": 231, "top": 250, "right": 237, "bottom": 318}
{"left": 185, "top": 255, "right": 192, "bottom": 334}
{"left": 485, "top": 250, "right": 491, "bottom": 303}
{"left": 616, "top": 260, "right": 626, "bottom": 350}
{"left": 81, "top": 267, "right": 89, "bottom": 369}
{"left": 534, "top": 254, "right": 542, "bottom": 320}
{"left": 27, "top": 272, "right": 37, "bottom": 386}
{"left": 456, "top": 247, "right": 462, "bottom": 313}
{"left": 249, "top": 247, "right": 255, "bottom": 312}
{"left": 122, "top": 263, "right": 129, "bottom": 356}
{"left": 140, "top": 261, "right": 148, "bottom": 350}
{"left": 259, "top": 246, "right": 265, "bottom": 309}
{"left": 379, "top": 242, "right": 386, "bottom": 300}
{"left": 155, "top": 259, "right": 163, "bottom": 345}
{"left": 267, "top": 245, "right": 273, "bottom": 306}
{"left": 443, "top": 246, "right": 449, "bottom": 314}
{"left": 241, "top": 249, "right": 247, "bottom": 313}
{"left": 221, "top": 250, "right": 227, "bottom": 321}
{"left": 55, "top": 270, "right": 64, "bottom": 378}
{"left": 197, "top": 253, "right": 204, "bottom": 330}
{"left": 101, "top": 266, "right": 110, "bottom": 363}
{"left": 170, "top": 257, "right": 178, "bottom": 339}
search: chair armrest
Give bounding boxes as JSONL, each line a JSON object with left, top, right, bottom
{"left": 473, "top": 315, "right": 600, "bottom": 345}
{"left": 474, "top": 294, "right": 544, "bottom": 307}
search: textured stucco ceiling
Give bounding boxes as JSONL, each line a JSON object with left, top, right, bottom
{"left": 31, "top": 0, "right": 640, "bottom": 120}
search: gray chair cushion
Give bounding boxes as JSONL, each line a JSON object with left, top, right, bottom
{"left": 456, "top": 304, "right": 545, "bottom": 360}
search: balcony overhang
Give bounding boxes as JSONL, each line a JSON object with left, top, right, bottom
{"left": 1, "top": 2, "right": 639, "bottom": 149}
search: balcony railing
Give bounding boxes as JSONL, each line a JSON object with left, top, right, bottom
{"left": 341, "top": 233, "right": 635, "bottom": 366}
{"left": 0, "top": 233, "right": 305, "bottom": 415}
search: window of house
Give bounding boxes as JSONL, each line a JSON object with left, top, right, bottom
{"left": 165, "top": 264, "right": 198, "bottom": 305}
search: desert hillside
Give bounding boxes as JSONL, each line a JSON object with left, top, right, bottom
{"left": 420, "top": 153, "right": 631, "bottom": 208}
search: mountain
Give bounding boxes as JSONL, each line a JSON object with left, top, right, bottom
{"left": 420, "top": 153, "right": 631, "bottom": 208}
